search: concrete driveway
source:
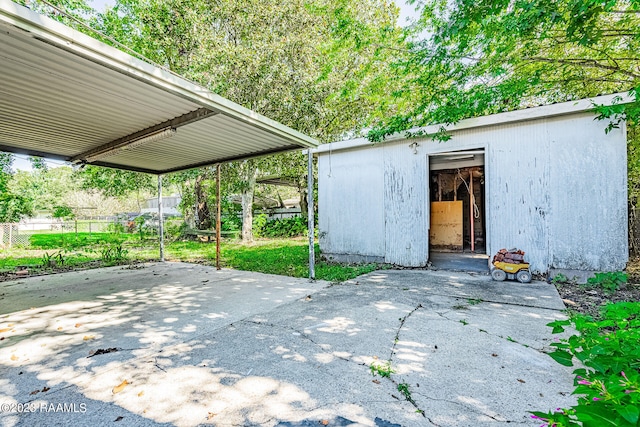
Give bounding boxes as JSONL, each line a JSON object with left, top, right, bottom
{"left": 0, "top": 263, "right": 575, "bottom": 427}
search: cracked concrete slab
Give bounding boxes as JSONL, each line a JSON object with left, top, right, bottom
{"left": 0, "top": 264, "right": 575, "bottom": 426}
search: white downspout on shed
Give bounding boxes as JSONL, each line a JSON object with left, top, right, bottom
{"left": 315, "top": 93, "right": 631, "bottom": 274}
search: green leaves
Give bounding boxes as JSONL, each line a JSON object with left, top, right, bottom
{"left": 78, "top": 165, "right": 155, "bottom": 198}
{"left": 548, "top": 348, "right": 574, "bottom": 367}
{"left": 537, "top": 302, "right": 640, "bottom": 426}
{"left": 547, "top": 319, "right": 571, "bottom": 334}
{"left": 618, "top": 405, "right": 640, "bottom": 425}
{"left": 0, "top": 193, "right": 33, "bottom": 223}
{"left": 370, "top": 0, "right": 640, "bottom": 142}
{"left": 585, "top": 271, "right": 628, "bottom": 294}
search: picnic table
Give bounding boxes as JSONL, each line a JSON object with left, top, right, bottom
{"left": 183, "top": 228, "right": 240, "bottom": 242}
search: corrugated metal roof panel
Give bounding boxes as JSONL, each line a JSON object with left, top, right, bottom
{"left": 0, "top": 0, "right": 318, "bottom": 173}
{"left": 93, "top": 117, "right": 299, "bottom": 172}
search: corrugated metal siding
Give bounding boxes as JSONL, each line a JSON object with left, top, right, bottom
{"left": 95, "top": 115, "right": 300, "bottom": 171}
{"left": 547, "top": 114, "right": 628, "bottom": 270}
{"left": 483, "top": 122, "right": 551, "bottom": 273}
{"left": 318, "top": 112, "right": 628, "bottom": 272}
{"left": 318, "top": 146, "right": 386, "bottom": 259}
{"left": 383, "top": 143, "right": 429, "bottom": 266}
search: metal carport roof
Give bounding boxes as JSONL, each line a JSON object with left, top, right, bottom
{"left": 0, "top": 0, "right": 319, "bottom": 174}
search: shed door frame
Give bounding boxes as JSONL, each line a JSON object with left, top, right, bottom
{"left": 427, "top": 148, "right": 487, "bottom": 253}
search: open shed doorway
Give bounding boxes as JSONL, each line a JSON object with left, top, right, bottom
{"left": 428, "top": 150, "right": 488, "bottom": 271}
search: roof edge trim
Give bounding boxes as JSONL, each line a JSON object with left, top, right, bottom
{"left": 313, "top": 92, "right": 633, "bottom": 154}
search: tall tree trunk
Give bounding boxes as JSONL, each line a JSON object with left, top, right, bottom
{"left": 241, "top": 163, "right": 258, "bottom": 242}
{"left": 195, "top": 172, "right": 212, "bottom": 230}
{"left": 299, "top": 184, "right": 308, "bottom": 219}
{"left": 179, "top": 182, "right": 195, "bottom": 228}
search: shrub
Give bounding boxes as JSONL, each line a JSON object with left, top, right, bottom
{"left": 100, "top": 242, "right": 129, "bottom": 264}
{"left": 41, "top": 250, "right": 66, "bottom": 268}
{"left": 106, "top": 222, "right": 127, "bottom": 235}
{"left": 533, "top": 302, "right": 640, "bottom": 426}
{"left": 221, "top": 214, "right": 242, "bottom": 232}
{"left": 30, "top": 232, "right": 114, "bottom": 250}
{"left": 552, "top": 273, "right": 570, "bottom": 284}
{"left": 584, "top": 271, "right": 628, "bottom": 294}
{"left": 261, "top": 216, "right": 308, "bottom": 238}
{"left": 163, "top": 220, "right": 184, "bottom": 240}
{"left": 252, "top": 213, "right": 268, "bottom": 237}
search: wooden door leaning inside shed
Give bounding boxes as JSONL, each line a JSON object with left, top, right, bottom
{"left": 429, "top": 167, "right": 485, "bottom": 253}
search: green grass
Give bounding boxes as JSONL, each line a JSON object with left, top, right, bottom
{"left": 130, "top": 240, "right": 216, "bottom": 262}
{"left": 0, "top": 250, "right": 96, "bottom": 272}
{"left": 1, "top": 236, "right": 382, "bottom": 282}
{"left": 0, "top": 253, "right": 44, "bottom": 270}
{"left": 29, "top": 232, "right": 122, "bottom": 249}
{"left": 220, "top": 239, "right": 382, "bottom": 281}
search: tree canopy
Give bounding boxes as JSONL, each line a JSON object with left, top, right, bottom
{"left": 0, "top": 154, "right": 32, "bottom": 222}
{"left": 91, "top": 0, "right": 405, "bottom": 239}
{"left": 368, "top": 0, "right": 640, "bottom": 141}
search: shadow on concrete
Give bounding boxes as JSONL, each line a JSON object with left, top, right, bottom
{"left": 0, "top": 263, "right": 575, "bottom": 427}
{"left": 429, "top": 252, "right": 490, "bottom": 273}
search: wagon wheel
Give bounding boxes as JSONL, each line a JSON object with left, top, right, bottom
{"left": 516, "top": 270, "right": 532, "bottom": 283}
{"left": 491, "top": 268, "right": 507, "bottom": 281}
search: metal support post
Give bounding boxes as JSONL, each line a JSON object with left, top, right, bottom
{"left": 158, "top": 174, "right": 165, "bottom": 262}
{"left": 216, "top": 164, "right": 221, "bottom": 270}
{"left": 307, "top": 149, "right": 315, "bottom": 280}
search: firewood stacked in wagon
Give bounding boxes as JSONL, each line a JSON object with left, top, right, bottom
{"left": 491, "top": 248, "right": 532, "bottom": 283}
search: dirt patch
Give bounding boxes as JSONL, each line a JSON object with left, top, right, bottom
{"left": 554, "top": 256, "right": 640, "bottom": 318}
{"left": 555, "top": 281, "right": 640, "bottom": 318}
{"left": 0, "top": 260, "right": 149, "bottom": 283}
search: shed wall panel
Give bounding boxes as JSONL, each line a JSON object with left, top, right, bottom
{"left": 412, "top": 123, "right": 551, "bottom": 272}
{"left": 484, "top": 122, "right": 551, "bottom": 273}
{"left": 317, "top": 111, "right": 628, "bottom": 272}
{"left": 318, "top": 146, "right": 385, "bottom": 260}
{"left": 547, "top": 114, "right": 628, "bottom": 270}
{"left": 383, "top": 143, "right": 429, "bottom": 266}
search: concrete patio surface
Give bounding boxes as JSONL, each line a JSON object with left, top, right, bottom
{"left": 428, "top": 253, "right": 490, "bottom": 273}
{"left": 0, "top": 263, "right": 576, "bottom": 427}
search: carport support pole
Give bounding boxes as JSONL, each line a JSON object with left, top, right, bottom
{"left": 307, "top": 149, "right": 315, "bottom": 280}
{"left": 158, "top": 174, "right": 165, "bottom": 262}
{"left": 216, "top": 164, "right": 221, "bottom": 270}
{"left": 469, "top": 173, "right": 474, "bottom": 253}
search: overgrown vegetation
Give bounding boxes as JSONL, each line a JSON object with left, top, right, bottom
{"left": 40, "top": 250, "right": 66, "bottom": 268}
{"left": 253, "top": 216, "right": 308, "bottom": 238}
{"left": 534, "top": 302, "right": 640, "bottom": 426}
{"left": 221, "top": 239, "right": 381, "bottom": 282}
{"left": 30, "top": 232, "right": 116, "bottom": 250}
{"left": 100, "top": 241, "right": 129, "bottom": 264}
{"left": 1, "top": 237, "right": 382, "bottom": 283}
{"left": 584, "top": 271, "right": 628, "bottom": 295}
{"left": 552, "top": 273, "right": 571, "bottom": 285}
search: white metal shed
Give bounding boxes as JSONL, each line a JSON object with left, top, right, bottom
{"left": 315, "top": 94, "right": 630, "bottom": 274}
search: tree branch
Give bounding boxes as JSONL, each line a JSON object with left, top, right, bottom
{"left": 523, "top": 57, "right": 640, "bottom": 79}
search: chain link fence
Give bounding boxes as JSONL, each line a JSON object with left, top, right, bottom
{"left": 0, "top": 219, "right": 183, "bottom": 249}
{"left": 0, "top": 223, "right": 29, "bottom": 248}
